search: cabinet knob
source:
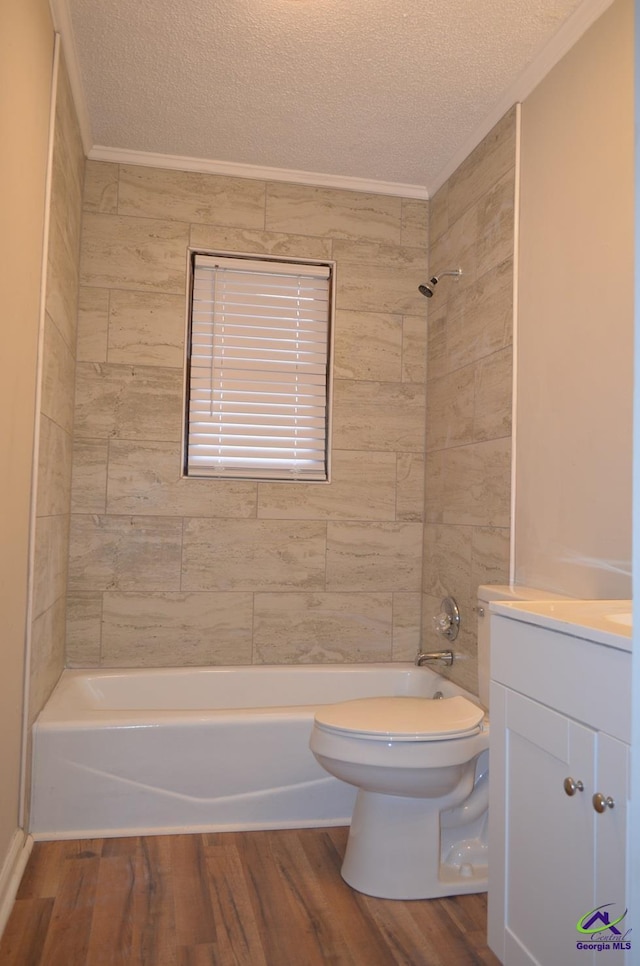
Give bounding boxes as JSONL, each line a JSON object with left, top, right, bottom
{"left": 563, "top": 777, "right": 584, "bottom": 796}
{"left": 592, "top": 793, "right": 615, "bottom": 813}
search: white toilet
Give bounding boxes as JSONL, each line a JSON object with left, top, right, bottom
{"left": 310, "top": 585, "right": 544, "bottom": 900}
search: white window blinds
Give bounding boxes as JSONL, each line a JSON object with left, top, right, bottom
{"left": 186, "top": 253, "right": 333, "bottom": 481}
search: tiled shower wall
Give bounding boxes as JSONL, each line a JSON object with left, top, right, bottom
{"left": 30, "top": 53, "right": 84, "bottom": 722}
{"left": 66, "top": 167, "right": 429, "bottom": 666}
{"left": 421, "top": 108, "right": 516, "bottom": 694}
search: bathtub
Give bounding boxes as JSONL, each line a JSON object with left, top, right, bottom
{"left": 30, "top": 663, "right": 476, "bottom": 840}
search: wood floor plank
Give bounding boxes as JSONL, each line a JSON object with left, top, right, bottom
{"left": 17, "top": 841, "right": 70, "bottom": 899}
{"left": 84, "top": 851, "right": 135, "bottom": 966}
{"left": 37, "top": 851, "right": 100, "bottom": 966}
{"left": 203, "top": 839, "right": 268, "bottom": 966}
{"left": 171, "top": 834, "right": 216, "bottom": 948}
{"left": 131, "top": 835, "right": 178, "bottom": 966}
{"left": 236, "top": 830, "right": 330, "bottom": 966}
{"left": 266, "top": 829, "right": 357, "bottom": 966}
{"left": 175, "top": 944, "right": 220, "bottom": 966}
{"left": 298, "top": 828, "right": 398, "bottom": 966}
{"left": 0, "top": 828, "right": 497, "bottom": 966}
{"left": 0, "top": 897, "right": 53, "bottom": 965}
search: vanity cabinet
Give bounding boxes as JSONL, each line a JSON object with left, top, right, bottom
{"left": 488, "top": 605, "right": 631, "bottom": 966}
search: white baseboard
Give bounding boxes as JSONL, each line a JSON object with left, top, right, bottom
{"left": 0, "top": 830, "right": 33, "bottom": 939}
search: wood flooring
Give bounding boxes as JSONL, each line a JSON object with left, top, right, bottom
{"left": 0, "top": 828, "right": 500, "bottom": 966}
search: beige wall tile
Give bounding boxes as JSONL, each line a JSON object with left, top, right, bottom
{"left": 476, "top": 171, "right": 516, "bottom": 280}
{"left": 253, "top": 592, "right": 393, "bottom": 663}
{"left": 396, "top": 453, "right": 425, "bottom": 522}
{"left": 333, "top": 310, "right": 403, "bottom": 382}
{"left": 74, "top": 363, "right": 183, "bottom": 440}
{"left": 53, "top": 59, "right": 84, "bottom": 208}
{"left": 332, "top": 380, "right": 425, "bottom": 451}
{"left": 83, "top": 161, "right": 119, "bottom": 213}
{"left": 473, "top": 347, "right": 513, "bottom": 442}
{"left": 182, "top": 519, "right": 327, "bottom": 592}
{"left": 326, "top": 522, "right": 422, "bottom": 591}
{"left": 424, "top": 450, "right": 445, "bottom": 524}
{"left": 29, "top": 53, "right": 84, "bottom": 740}
{"left": 108, "top": 290, "right": 185, "bottom": 367}
{"left": 37, "top": 416, "right": 72, "bottom": 517}
{"left": 46, "top": 210, "right": 80, "bottom": 351}
{"left": 101, "top": 592, "right": 254, "bottom": 666}
{"left": 429, "top": 204, "right": 479, "bottom": 293}
{"left": 33, "top": 515, "right": 69, "bottom": 619}
{"left": 80, "top": 213, "right": 189, "bottom": 293}
{"left": 257, "top": 450, "right": 396, "bottom": 520}
{"left": 391, "top": 592, "right": 421, "bottom": 661}
{"left": 470, "top": 526, "right": 510, "bottom": 592}
{"left": 447, "top": 106, "right": 517, "bottom": 225}
{"left": 266, "top": 183, "right": 402, "bottom": 243}
{"left": 426, "top": 298, "right": 448, "bottom": 378}
{"left": 401, "top": 199, "right": 428, "bottom": 249}
{"left": 445, "top": 257, "right": 513, "bottom": 373}
{"left": 66, "top": 593, "right": 103, "bottom": 666}
{"left": 68, "top": 514, "right": 183, "bottom": 592}
{"left": 422, "top": 524, "right": 472, "bottom": 598}
{"left": 189, "top": 224, "right": 332, "bottom": 260}
{"left": 66, "top": 162, "right": 433, "bottom": 670}
{"left": 70, "top": 438, "right": 109, "bottom": 513}
{"left": 118, "top": 166, "right": 266, "bottom": 228}
{"left": 426, "top": 438, "right": 511, "bottom": 528}
{"left": 41, "top": 313, "right": 76, "bottom": 434}
{"left": 334, "top": 239, "right": 427, "bottom": 315}
{"left": 29, "top": 597, "right": 66, "bottom": 729}
{"left": 429, "top": 184, "right": 448, "bottom": 244}
{"left": 426, "top": 366, "right": 475, "bottom": 452}
{"left": 77, "top": 287, "right": 109, "bottom": 363}
{"left": 107, "top": 440, "right": 257, "bottom": 517}
{"left": 401, "top": 315, "right": 428, "bottom": 384}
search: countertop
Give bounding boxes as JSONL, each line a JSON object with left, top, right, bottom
{"left": 490, "top": 598, "right": 632, "bottom": 653}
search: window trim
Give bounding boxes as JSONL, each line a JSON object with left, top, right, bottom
{"left": 182, "top": 249, "right": 335, "bottom": 483}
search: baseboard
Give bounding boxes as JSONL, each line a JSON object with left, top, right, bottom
{"left": 0, "top": 830, "right": 33, "bottom": 939}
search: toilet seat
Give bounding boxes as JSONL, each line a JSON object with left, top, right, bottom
{"left": 314, "top": 695, "right": 484, "bottom": 742}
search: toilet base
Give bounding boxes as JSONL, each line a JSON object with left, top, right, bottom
{"left": 341, "top": 789, "right": 488, "bottom": 900}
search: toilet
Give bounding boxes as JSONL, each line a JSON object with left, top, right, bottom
{"left": 310, "top": 585, "right": 554, "bottom": 900}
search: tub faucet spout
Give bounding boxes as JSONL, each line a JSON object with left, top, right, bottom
{"left": 415, "top": 650, "right": 454, "bottom": 667}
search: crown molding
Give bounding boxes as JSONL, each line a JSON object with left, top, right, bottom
{"left": 49, "top": 0, "right": 612, "bottom": 201}
{"left": 428, "top": 0, "right": 616, "bottom": 195}
{"left": 87, "top": 145, "right": 429, "bottom": 199}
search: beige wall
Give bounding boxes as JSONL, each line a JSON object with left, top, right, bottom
{"left": 29, "top": 54, "right": 85, "bottom": 728}
{"left": 421, "top": 109, "right": 516, "bottom": 694}
{"left": 67, "top": 167, "right": 429, "bottom": 666}
{"left": 515, "top": 0, "right": 633, "bottom": 598}
{"left": 0, "top": 0, "right": 53, "bottom": 858}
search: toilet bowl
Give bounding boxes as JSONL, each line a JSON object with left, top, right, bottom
{"left": 310, "top": 585, "right": 559, "bottom": 900}
{"left": 310, "top": 693, "right": 489, "bottom": 899}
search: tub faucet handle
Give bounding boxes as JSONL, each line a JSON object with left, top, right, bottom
{"left": 432, "top": 596, "right": 460, "bottom": 642}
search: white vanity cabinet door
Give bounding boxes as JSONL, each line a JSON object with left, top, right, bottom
{"left": 489, "top": 684, "right": 630, "bottom": 966}
{"left": 490, "top": 683, "right": 597, "bottom": 966}
{"left": 592, "top": 733, "right": 629, "bottom": 941}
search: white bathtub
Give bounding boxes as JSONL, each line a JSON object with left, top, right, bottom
{"left": 30, "top": 663, "right": 474, "bottom": 840}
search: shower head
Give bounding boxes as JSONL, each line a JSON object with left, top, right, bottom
{"left": 418, "top": 268, "right": 463, "bottom": 298}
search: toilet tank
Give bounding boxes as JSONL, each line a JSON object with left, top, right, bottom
{"left": 476, "top": 584, "right": 568, "bottom": 709}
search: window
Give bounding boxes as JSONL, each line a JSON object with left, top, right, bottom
{"left": 185, "top": 252, "right": 334, "bottom": 481}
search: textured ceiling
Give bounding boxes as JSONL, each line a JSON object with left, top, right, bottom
{"left": 67, "top": 0, "right": 591, "bottom": 194}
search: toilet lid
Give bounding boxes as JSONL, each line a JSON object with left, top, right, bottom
{"left": 314, "top": 695, "right": 484, "bottom": 741}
